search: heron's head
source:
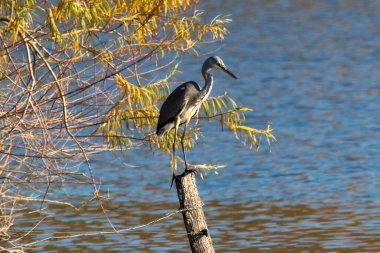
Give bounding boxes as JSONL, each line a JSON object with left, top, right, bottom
{"left": 205, "top": 56, "right": 237, "bottom": 79}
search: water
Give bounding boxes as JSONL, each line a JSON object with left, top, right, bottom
{"left": 10, "top": 0, "right": 380, "bottom": 252}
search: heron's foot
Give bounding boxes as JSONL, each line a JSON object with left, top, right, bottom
{"left": 170, "top": 173, "right": 176, "bottom": 190}
{"left": 170, "top": 169, "right": 197, "bottom": 189}
{"left": 184, "top": 168, "right": 197, "bottom": 176}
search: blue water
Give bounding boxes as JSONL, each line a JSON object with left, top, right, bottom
{"left": 12, "top": 1, "right": 380, "bottom": 252}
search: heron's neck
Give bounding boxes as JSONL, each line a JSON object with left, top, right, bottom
{"left": 200, "top": 67, "right": 213, "bottom": 102}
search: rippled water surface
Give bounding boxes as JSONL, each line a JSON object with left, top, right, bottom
{"left": 13, "top": 0, "right": 380, "bottom": 252}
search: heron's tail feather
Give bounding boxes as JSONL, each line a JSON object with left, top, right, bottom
{"left": 156, "top": 122, "right": 174, "bottom": 137}
{"left": 156, "top": 128, "right": 165, "bottom": 136}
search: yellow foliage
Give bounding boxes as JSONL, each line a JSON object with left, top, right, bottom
{"left": 0, "top": 0, "right": 276, "bottom": 172}
{"left": 0, "top": 1, "right": 277, "bottom": 248}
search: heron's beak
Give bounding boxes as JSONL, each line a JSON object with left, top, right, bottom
{"left": 220, "top": 65, "right": 238, "bottom": 79}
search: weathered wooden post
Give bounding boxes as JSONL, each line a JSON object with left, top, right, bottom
{"left": 175, "top": 171, "right": 215, "bottom": 253}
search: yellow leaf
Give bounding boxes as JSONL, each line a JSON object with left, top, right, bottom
{"left": 238, "top": 107, "right": 253, "bottom": 111}
{"left": 236, "top": 125, "right": 256, "bottom": 132}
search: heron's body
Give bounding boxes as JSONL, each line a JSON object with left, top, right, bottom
{"left": 156, "top": 56, "right": 237, "bottom": 185}
{"left": 156, "top": 81, "right": 205, "bottom": 136}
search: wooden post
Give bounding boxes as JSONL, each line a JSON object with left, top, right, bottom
{"left": 175, "top": 171, "right": 215, "bottom": 253}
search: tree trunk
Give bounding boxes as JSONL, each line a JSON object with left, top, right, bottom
{"left": 175, "top": 171, "right": 215, "bottom": 253}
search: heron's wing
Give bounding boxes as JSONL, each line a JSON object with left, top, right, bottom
{"left": 156, "top": 81, "right": 200, "bottom": 134}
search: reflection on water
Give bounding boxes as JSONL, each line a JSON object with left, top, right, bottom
{"left": 14, "top": 199, "right": 380, "bottom": 252}
{"left": 9, "top": 0, "right": 380, "bottom": 252}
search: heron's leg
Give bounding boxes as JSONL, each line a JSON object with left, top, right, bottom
{"left": 172, "top": 125, "right": 177, "bottom": 163}
{"left": 181, "top": 123, "right": 188, "bottom": 171}
{"left": 170, "top": 118, "right": 181, "bottom": 189}
{"left": 172, "top": 118, "right": 180, "bottom": 171}
{"left": 170, "top": 126, "right": 176, "bottom": 189}
{"left": 180, "top": 122, "right": 197, "bottom": 177}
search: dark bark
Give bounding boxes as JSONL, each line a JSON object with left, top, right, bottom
{"left": 175, "top": 171, "right": 215, "bottom": 253}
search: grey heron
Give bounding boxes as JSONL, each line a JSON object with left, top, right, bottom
{"left": 156, "top": 56, "right": 237, "bottom": 185}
